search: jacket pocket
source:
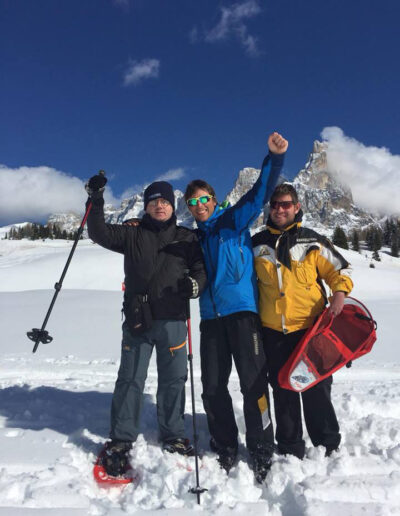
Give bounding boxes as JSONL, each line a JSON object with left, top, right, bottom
{"left": 220, "top": 238, "right": 244, "bottom": 284}
{"left": 169, "top": 340, "right": 186, "bottom": 356}
{"left": 255, "top": 258, "right": 276, "bottom": 286}
{"left": 293, "top": 261, "right": 316, "bottom": 285}
{"left": 123, "top": 294, "right": 153, "bottom": 335}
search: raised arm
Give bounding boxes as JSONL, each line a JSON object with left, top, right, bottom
{"left": 231, "top": 132, "right": 288, "bottom": 231}
{"left": 85, "top": 174, "right": 128, "bottom": 254}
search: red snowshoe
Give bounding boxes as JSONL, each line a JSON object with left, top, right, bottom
{"left": 279, "top": 297, "right": 377, "bottom": 392}
{"left": 93, "top": 442, "right": 139, "bottom": 486}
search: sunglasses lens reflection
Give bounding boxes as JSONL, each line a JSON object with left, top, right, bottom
{"left": 187, "top": 195, "right": 212, "bottom": 206}
{"left": 270, "top": 201, "right": 294, "bottom": 210}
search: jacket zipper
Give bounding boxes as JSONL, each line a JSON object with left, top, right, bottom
{"left": 275, "top": 234, "right": 287, "bottom": 332}
{"left": 204, "top": 235, "right": 219, "bottom": 317}
{"left": 239, "top": 230, "right": 245, "bottom": 264}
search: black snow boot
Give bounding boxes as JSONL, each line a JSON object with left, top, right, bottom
{"left": 103, "top": 440, "right": 132, "bottom": 477}
{"left": 325, "top": 445, "right": 339, "bottom": 457}
{"left": 210, "top": 438, "right": 238, "bottom": 473}
{"left": 249, "top": 444, "right": 273, "bottom": 484}
{"left": 162, "top": 438, "right": 195, "bottom": 456}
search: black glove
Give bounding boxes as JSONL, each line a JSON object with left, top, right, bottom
{"left": 177, "top": 276, "right": 199, "bottom": 299}
{"left": 85, "top": 173, "right": 107, "bottom": 197}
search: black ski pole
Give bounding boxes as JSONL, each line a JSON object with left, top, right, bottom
{"left": 186, "top": 296, "right": 207, "bottom": 504}
{"left": 27, "top": 170, "right": 105, "bottom": 353}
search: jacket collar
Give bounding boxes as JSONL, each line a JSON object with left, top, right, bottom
{"left": 265, "top": 210, "right": 303, "bottom": 270}
{"left": 142, "top": 213, "right": 177, "bottom": 232}
{"left": 196, "top": 202, "right": 229, "bottom": 232}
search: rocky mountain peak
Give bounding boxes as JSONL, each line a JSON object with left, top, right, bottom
{"left": 43, "top": 140, "right": 384, "bottom": 238}
{"left": 226, "top": 167, "right": 259, "bottom": 206}
{"left": 293, "top": 141, "right": 375, "bottom": 233}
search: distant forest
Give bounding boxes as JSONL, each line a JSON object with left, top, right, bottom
{"left": 332, "top": 218, "right": 399, "bottom": 258}
{"left": 3, "top": 223, "right": 82, "bottom": 241}
{"left": 3, "top": 219, "right": 399, "bottom": 258}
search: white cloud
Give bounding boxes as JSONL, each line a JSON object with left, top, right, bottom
{"left": 123, "top": 58, "right": 160, "bottom": 86}
{"left": 113, "top": 0, "right": 130, "bottom": 10}
{"left": 0, "top": 164, "right": 186, "bottom": 225}
{"left": 189, "top": 27, "right": 199, "bottom": 44}
{"left": 119, "top": 168, "right": 186, "bottom": 202}
{"left": 0, "top": 165, "right": 119, "bottom": 225}
{"left": 203, "top": 0, "right": 262, "bottom": 56}
{"left": 321, "top": 127, "right": 400, "bottom": 215}
{"left": 156, "top": 168, "right": 185, "bottom": 182}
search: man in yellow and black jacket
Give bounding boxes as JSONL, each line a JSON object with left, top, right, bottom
{"left": 252, "top": 183, "right": 353, "bottom": 459}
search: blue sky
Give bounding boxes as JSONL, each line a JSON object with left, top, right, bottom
{"left": 1, "top": 0, "right": 399, "bottom": 224}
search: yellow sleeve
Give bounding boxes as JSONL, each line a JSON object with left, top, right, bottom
{"left": 316, "top": 243, "right": 353, "bottom": 294}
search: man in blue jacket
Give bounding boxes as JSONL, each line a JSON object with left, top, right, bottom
{"left": 184, "top": 132, "right": 288, "bottom": 483}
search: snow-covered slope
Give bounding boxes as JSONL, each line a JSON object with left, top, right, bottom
{"left": 0, "top": 237, "right": 399, "bottom": 515}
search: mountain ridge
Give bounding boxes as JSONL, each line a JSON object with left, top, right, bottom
{"left": 4, "top": 140, "right": 392, "bottom": 238}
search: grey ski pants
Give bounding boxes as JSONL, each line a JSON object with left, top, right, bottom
{"left": 110, "top": 320, "right": 188, "bottom": 443}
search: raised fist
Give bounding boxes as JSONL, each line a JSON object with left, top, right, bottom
{"left": 267, "top": 132, "right": 289, "bottom": 154}
{"left": 85, "top": 172, "right": 107, "bottom": 197}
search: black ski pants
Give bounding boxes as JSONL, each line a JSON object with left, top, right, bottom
{"left": 262, "top": 327, "right": 341, "bottom": 459}
{"left": 200, "top": 311, "right": 274, "bottom": 452}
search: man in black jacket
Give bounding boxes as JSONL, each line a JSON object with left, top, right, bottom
{"left": 85, "top": 175, "right": 207, "bottom": 477}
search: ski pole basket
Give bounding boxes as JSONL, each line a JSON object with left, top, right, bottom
{"left": 278, "top": 297, "right": 377, "bottom": 393}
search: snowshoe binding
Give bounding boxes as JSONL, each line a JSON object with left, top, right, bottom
{"left": 93, "top": 440, "right": 137, "bottom": 486}
{"left": 163, "top": 437, "right": 195, "bottom": 457}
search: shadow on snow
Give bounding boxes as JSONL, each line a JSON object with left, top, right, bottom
{"left": 0, "top": 384, "right": 208, "bottom": 454}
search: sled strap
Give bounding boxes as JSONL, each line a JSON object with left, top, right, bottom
{"left": 323, "top": 329, "right": 354, "bottom": 361}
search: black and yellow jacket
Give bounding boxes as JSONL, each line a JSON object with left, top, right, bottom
{"left": 252, "top": 211, "right": 353, "bottom": 333}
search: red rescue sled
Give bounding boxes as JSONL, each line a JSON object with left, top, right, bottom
{"left": 278, "top": 297, "right": 377, "bottom": 393}
{"left": 93, "top": 446, "right": 139, "bottom": 487}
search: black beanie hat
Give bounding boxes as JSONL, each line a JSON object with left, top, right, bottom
{"left": 143, "top": 181, "right": 175, "bottom": 211}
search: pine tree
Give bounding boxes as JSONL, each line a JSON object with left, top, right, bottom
{"left": 47, "top": 223, "right": 54, "bottom": 239}
{"left": 391, "top": 228, "right": 399, "bottom": 258}
{"left": 372, "top": 249, "right": 380, "bottom": 261}
{"left": 366, "top": 228, "right": 374, "bottom": 251}
{"left": 332, "top": 226, "right": 348, "bottom": 249}
{"left": 31, "top": 224, "right": 40, "bottom": 240}
{"left": 383, "top": 219, "right": 393, "bottom": 246}
{"left": 53, "top": 225, "right": 61, "bottom": 239}
{"left": 372, "top": 231, "right": 381, "bottom": 261}
{"left": 374, "top": 227, "right": 383, "bottom": 251}
{"left": 351, "top": 229, "right": 360, "bottom": 252}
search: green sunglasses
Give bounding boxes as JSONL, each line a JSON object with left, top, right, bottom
{"left": 186, "top": 195, "right": 214, "bottom": 207}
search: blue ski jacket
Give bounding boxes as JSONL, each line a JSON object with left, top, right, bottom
{"left": 196, "top": 152, "right": 285, "bottom": 320}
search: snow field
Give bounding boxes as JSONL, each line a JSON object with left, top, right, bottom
{"left": 0, "top": 238, "right": 399, "bottom": 514}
